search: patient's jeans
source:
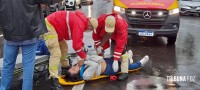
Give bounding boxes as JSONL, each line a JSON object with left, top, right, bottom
{"left": 103, "top": 58, "right": 141, "bottom": 75}
{"left": 1, "top": 43, "right": 37, "bottom": 90}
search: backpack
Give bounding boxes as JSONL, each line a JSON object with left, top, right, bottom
{"left": 36, "top": 39, "right": 50, "bottom": 55}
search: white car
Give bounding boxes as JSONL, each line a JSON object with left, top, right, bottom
{"left": 179, "top": 0, "right": 200, "bottom": 16}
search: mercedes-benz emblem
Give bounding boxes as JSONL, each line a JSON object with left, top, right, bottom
{"left": 143, "top": 11, "right": 152, "bottom": 19}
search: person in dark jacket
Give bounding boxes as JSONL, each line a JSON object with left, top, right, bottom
{"left": 0, "top": 0, "right": 63, "bottom": 90}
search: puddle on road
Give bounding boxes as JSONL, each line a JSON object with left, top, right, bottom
{"left": 127, "top": 75, "right": 179, "bottom": 90}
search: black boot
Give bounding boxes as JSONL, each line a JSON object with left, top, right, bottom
{"left": 117, "top": 73, "right": 128, "bottom": 81}
{"left": 61, "top": 67, "right": 70, "bottom": 75}
{"left": 50, "top": 78, "right": 63, "bottom": 90}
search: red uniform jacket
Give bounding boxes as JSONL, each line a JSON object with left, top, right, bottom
{"left": 92, "top": 13, "right": 128, "bottom": 61}
{"left": 46, "top": 10, "right": 88, "bottom": 59}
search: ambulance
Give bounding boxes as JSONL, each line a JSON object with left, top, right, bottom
{"left": 113, "top": 0, "right": 180, "bottom": 44}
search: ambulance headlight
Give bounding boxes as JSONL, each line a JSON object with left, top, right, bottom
{"left": 158, "top": 11, "right": 163, "bottom": 16}
{"left": 114, "top": 6, "right": 125, "bottom": 13}
{"left": 169, "top": 8, "right": 180, "bottom": 15}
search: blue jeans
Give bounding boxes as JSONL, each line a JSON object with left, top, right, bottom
{"left": 1, "top": 43, "right": 37, "bottom": 90}
{"left": 103, "top": 58, "right": 141, "bottom": 75}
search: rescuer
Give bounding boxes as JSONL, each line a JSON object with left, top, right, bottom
{"left": 44, "top": 10, "right": 98, "bottom": 90}
{"left": 93, "top": 13, "right": 130, "bottom": 81}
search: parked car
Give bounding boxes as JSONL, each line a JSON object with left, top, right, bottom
{"left": 50, "top": 1, "right": 65, "bottom": 12}
{"left": 81, "top": 0, "right": 93, "bottom": 5}
{"left": 179, "top": 0, "right": 200, "bottom": 16}
{"left": 65, "top": 0, "right": 81, "bottom": 10}
{"left": 42, "top": 1, "right": 65, "bottom": 17}
{"left": 113, "top": 0, "right": 180, "bottom": 44}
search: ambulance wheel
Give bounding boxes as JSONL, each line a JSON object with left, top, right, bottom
{"left": 167, "top": 36, "right": 177, "bottom": 45}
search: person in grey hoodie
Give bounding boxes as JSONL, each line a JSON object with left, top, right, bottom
{"left": 64, "top": 51, "right": 149, "bottom": 82}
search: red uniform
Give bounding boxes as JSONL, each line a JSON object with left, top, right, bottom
{"left": 46, "top": 10, "right": 88, "bottom": 59}
{"left": 93, "top": 13, "right": 128, "bottom": 61}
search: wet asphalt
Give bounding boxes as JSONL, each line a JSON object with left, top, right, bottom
{"left": 0, "top": 0, "right": 200, "bottom": 90}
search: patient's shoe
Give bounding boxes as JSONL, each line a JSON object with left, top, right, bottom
{"left": 117, "top": 73, "right": 129, "bottom": 81}
{"left": 50, "top": 77, "right": 63, "bottom": 90}
{"left": 140, "top": 55, "right": 149, "bottom": 67}
{"left": 128, "top": 50, "right": 134, "bottom": 64}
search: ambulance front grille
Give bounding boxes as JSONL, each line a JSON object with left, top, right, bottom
{"left": 126, "top": 9, "right": 168, "bottom": 24}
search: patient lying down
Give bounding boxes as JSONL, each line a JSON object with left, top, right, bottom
{"left": 64, "top": 53, "right": 149, "bottom": 82}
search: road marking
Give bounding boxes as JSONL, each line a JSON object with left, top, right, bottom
{"left": 72, "top": 83, "right": 85, "bottom": 90}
